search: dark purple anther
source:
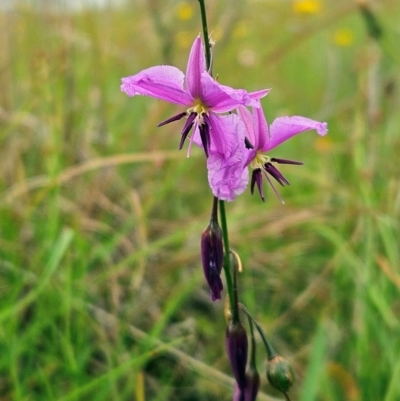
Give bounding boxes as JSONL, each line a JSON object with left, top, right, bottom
{"left": 157, "top": 111, "right": 187, "bottom": 127}
{"left": 199, "top": 121, "right": 210, "bottom": 157}
{"left": 271, "top": 157, "right": 303, "bottom": 165}
{"left": 179, "top": 112, "right": 197, "bottom": 150}
{"left": 250, "top": 169, "right": 264, "bottom": 201}
{"left": 264, "top": 163, "right": 290, "bottom": 186}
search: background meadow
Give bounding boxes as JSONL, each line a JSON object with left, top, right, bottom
{"left": 1, "top": 0, "right": 400, "bottom": 400}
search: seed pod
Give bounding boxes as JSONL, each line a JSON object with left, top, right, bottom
{"left": 266, "top": 355, "right": 294, "bottom": 394}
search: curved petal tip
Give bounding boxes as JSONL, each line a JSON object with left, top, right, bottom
{"left": 316, "top": 122, "right": 328, "bottom": 136}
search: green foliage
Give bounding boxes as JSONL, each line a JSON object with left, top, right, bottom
{"left": 1, "top": 0, "right": 400, "bottom": 400}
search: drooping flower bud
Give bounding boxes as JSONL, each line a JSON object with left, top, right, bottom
{"left": 201, "top": 219, "right": 224, "bottom": 301}
{"left": 266, "top": 355, "right": 294, "bottom": 396}
{"left": 226, "top": 320, "right": 248, "bottom": 392}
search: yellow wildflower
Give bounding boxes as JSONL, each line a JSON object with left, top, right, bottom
{"left": 175, "top": 2, "right": 194, "bottom": 21}
{"left": 333, "top": 29, "right": 354, "bottom": 47}
{"left": 293, "top": 0, "right": 322, "bottom": 15}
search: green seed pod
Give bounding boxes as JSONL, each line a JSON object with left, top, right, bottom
{"left": 266, "top": 355, "right": 294, "bottom": 394}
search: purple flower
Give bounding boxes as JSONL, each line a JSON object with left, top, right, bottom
{"left": 208, "top": 103, "right": 328, "bottom": 202}
{"left": 121, "top": 36, "right": 269, "bottom": 156}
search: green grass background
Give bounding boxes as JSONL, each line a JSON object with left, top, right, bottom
{"left": 1, "top": 0, "right": 400, "bottom": 400}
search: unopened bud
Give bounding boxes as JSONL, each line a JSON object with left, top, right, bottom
{"left": 226, "top": 320, "right": 248, "bottom": 391}
{"left": 266, "top": 355, "right": 294, "bottom": 394}
{"left": 201, "top": 220, "right": 224, "bottom": 301}
{"left": 233, "top": 365, "right": 260, "bottom": 401}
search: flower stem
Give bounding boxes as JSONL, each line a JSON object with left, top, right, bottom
{"left": 231, "top": 250, "right": 240, "bottom": 322}
{"left": 219, "top": 199, "right": 234, "bottom": 314}
{"left": 253, "top": 317, "right": 277, "bottom": 359}
{"left": 197, "top": 0, "right": 233, "bottom": 312}
{"left": 240, "top": 305, "right": 277, "bottom": 359}
{"left": 210, "top": 195, "right": 218, "bottom": 221}
{"left": 197, "top": 0, "right": 212, "bottom": 71}
{"left": 247, "top": 314, "right": 257, "bottom": 369}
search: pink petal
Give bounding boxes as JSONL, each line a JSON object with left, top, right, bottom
{"left": 207, "top": 113, "right": 240, "bottom": 154}
{"left": 237, "top": 106, "right": 255, "bottom": 146}
{"left": 247, "top": 89, "right": 270, "bottom": 106}
{"left": 121, "top": 66, "right": 192, "bottom": 106}
{"left": 206, "top": 114, "right": 249, "bottom": 201}
{"left": 200, "top": 74, "right": 268, "bottom": 113}
{"left": 185, "top": 36, "right": 206, "bottom": 99}
{"left": 266, "top": 116, "right": 328, "bottom": 151}
{"left": 190, "top": 113, "right": 245, "bottom": 155}
{"left": 208, "top": 154, "right": 249, "bottom": 201}
{"left": 253, "top": 106, "right": 269, "bottom": 151}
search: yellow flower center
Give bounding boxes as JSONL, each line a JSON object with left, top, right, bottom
{"left": 188, "top": 99, "right": 209, "bottom": 124}
{"left": 250, "top": 151, "right": 271, "bottom": 170}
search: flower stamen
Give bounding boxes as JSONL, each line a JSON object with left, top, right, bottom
{"left": 250, "top": 155, "right": 303, "bottom": 203}
{"left": 179, "top": 112, "right": 197, "bottom": 150}
{"left": 157, "top": 111, "right": 187, "bottom": 127}
{"left": 158, "top": 100, "right": 212, "bottom": 156}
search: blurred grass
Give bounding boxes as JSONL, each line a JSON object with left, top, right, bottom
{"left": 1, "top": 0, "right": 400, "bottom": 400}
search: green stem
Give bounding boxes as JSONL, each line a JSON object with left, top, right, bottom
{"left": 219, "top": 199, "right": 234, "bottom": 314}
{"left": 254, "top": 318, "right": 277, "bottom": 359}
{"left": 240, "top": 305, "right": 277, "bottom": 359}
{"left": 231, "top": 250, "right": 240, "bottom": 322}
{"left": 247, "top": 315, "right": 257, "bottom": 369}
{"left": 197, "top": 0, "right": 212, "bottom": 71}
{"left": 210, "top": 195, "right": 218, "bottom": 221}
{"left": 197, "top": 0, "right": 233, "bottom": 312}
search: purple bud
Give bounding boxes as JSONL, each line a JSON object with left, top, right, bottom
{"left": 226, "top": 320, "right": 248, "bottom": 391}
{"left": 233, "top": 367, "right": 260, "bottom": 401}
{"left": 201, "top": 220, "right": 224, "bottom": 301}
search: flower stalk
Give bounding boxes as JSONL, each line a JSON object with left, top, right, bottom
{"left": 219, "top": 199, "right": 234, "bottom": 312}
{"left": 199, "top": 0, "right": 235, "bottom": 316}
{"left": 239, "top": 305, "right": 277, "bottom": 359}
{"left": 197, "top": 0, "right": 212, "bottom": 71}
{"left": 226, "top": 251, "right": 248, "bottom": 393}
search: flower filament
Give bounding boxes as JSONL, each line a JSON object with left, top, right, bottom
{"left": 157, "top": 99, "right": 212, "bottom": 157}
{"left": 249, "top": 151, "right": 303, "bottom": 203}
